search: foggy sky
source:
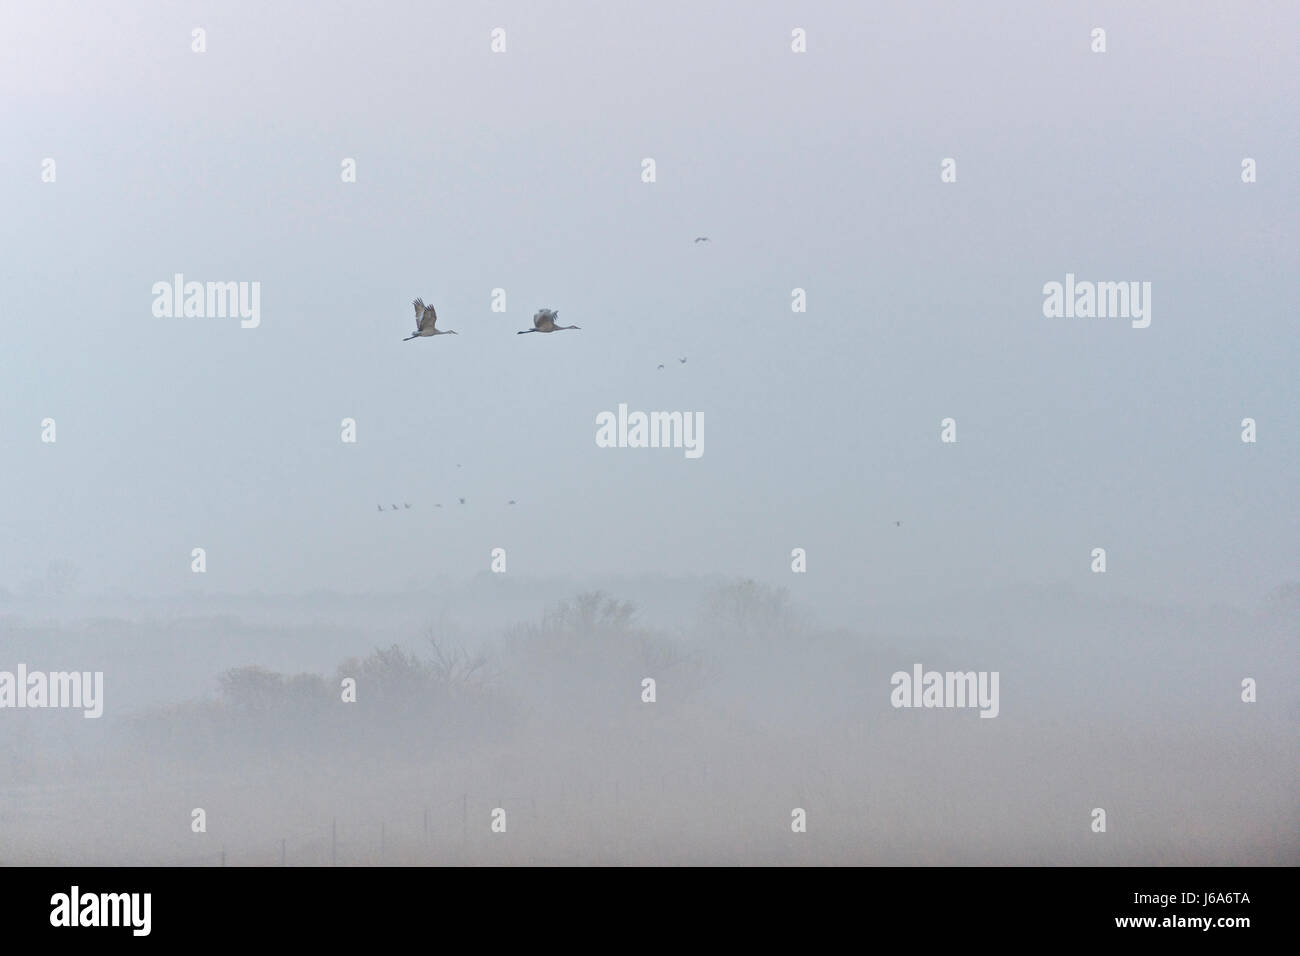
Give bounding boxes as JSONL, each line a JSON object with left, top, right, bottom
{"left": 2, "top": 0, "right": 1297, "bottom": 619}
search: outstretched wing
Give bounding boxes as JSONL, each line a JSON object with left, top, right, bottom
{"left": 421, "top": 303, "right": 441, "bottom": 332}
{"left": 534, "top": 308, "right": 555, "bottom": 328}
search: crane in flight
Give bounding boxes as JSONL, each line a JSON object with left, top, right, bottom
{"left": 518, "top": 308, "right": 580, "bottom": 334}
{"left": 404, "top": 299, "right": 457, "bottom": 340}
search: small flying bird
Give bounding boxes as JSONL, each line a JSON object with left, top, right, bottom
{"left": 404, "top": 298, "right": 458, "bottom": 340}
{"left": 377, "top": 504, "right": 384, "bottom": 512}
{"left": 518, "top": 308, "right": 580, "bottom": 334}
{"left": 392, "top": 504, "right": 399, "bottom": 511}
{"left": 458, "top": 497, "right": 466, "bottom": 505}
{"left": 679, "top": 357, "right": 687, "bottom": 364}
{"left": 894, "top": 521, "right": 902, "bottom": 527}
{"left": 435, "top": 503, "right": 443, "bottom": 508}
{"left": 657, "top": 364, "right": 665, "bottom": 370}
{"left": 404, "top": 503, "right": 412, "bottom": 510}
{"left": 693, "top": 237, "right": 710, "bottom": 243}
{"left": 508, "top": 500, "right": 516, "bottom": 505}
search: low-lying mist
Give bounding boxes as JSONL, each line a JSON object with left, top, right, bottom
{"left": 1, "top": 577, "right": 1296, "bottom": 865}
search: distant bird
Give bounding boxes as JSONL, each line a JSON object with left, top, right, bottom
{"left": 518, "top": 308, "right": 580, "bottom": 334}
{"left": 403, "top": 503, "right": 412, "bottom": 510}
{"left": 657, "top": 364, "right": 665, "bottom": 370}
{"left": 435, "top": 503, "right": 442, "bottom": 508}
{"left": 377, "top": 504, "right": 384, "bottom": 512}
{"left": 392, "top": 504, "right": 399, "bottom": 511}
{"left": 679, "top": 357, "right": 687, "bottom": 364}
{"left": 894, "top": 521, "right": 902, "bottom": 527}
{"left": 458, "top": 497, "right": 466, "bottom": 505}
{"left": 694, "top": 237, "right": 710, "bottom": 243}
{"left": 404, "top": 298, "right": 457, "bottom": 340}
{"left": 508, "top": 499, "right": 516, "bottom": 505}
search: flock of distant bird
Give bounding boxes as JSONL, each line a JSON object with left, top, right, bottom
{"left": 378, "top": 499, "right": 516, "bottom": 511}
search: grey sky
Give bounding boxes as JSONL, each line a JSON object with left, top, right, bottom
{"left": 2, "top": 1, "right": 1296, "bottom": 616}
